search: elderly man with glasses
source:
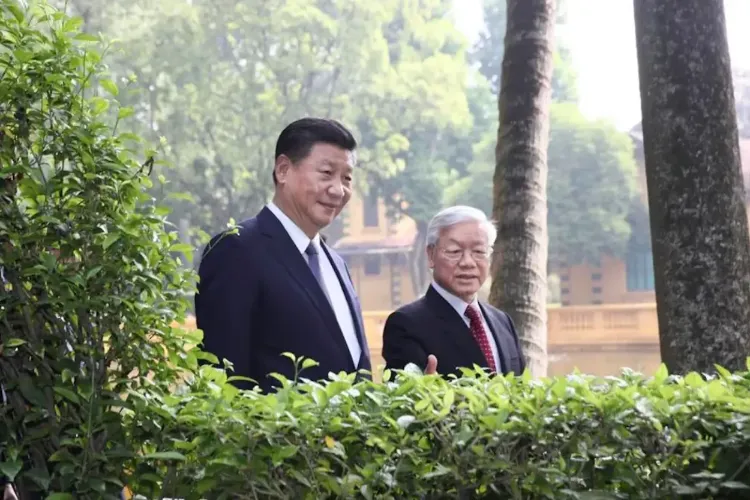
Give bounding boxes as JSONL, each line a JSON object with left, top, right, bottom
{"left": 382, "top": 206, "right": 525, "bottom": 378}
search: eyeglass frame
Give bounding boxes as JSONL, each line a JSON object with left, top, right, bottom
{"left": 431, "top": 245, "right": 492, "bottom": 263}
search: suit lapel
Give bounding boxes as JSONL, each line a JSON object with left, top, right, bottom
{"left": 321, "top": 243, "right": 371, "bottom": 372}
{"left": 257, "top": 208, "right": 352, "bottom": 365}
{"left": 425, "top": 286, "right": 489, "bottom": 369}
{"left": 479, "top": 303, "right": 512, "bottom": 374}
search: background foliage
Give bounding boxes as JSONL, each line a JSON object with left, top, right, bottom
{"left": 448, "top": 102, "right": 638, "bottom": 267}
{"left": 59, "top": 0, "right": 641, "bottom": 287}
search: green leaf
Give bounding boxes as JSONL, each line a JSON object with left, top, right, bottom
{"left": 167, "top": 192, "right": 195, "bottom": 202}
{"left": 118, "top": 132, "right": 143, "bottom": 143}
{"left": 100, "top": 78, "right": 119, "bottom": 96}
{"left": 74, "top": 33, "right": 99, "bottom": 42}
{"left": 62, "top": 16, "right": 83, "bottom": 32}
{"left": 302, "top": 358, "right": 320, "bottom": 370}
{"left": 5, "top": 338, "right": 26, "bottom": 347}
{"left": 684, "top": 372, "right": 705, "bottom": 387}
{"left": 45, "top": 494, "right": 75, "bottom": 500}
{"left": 154, "top": 206, "right": 171, "bottom": 216}
{"left": 26, "top": 466, "right": 51, "bottom": 491}
{"left": 117, "top": 106, "right": 134, "bottom": 119}
{"left": 18, "top": 374, "right": 46, "bottom": 407}
{"left": 197, "top": 478, "right": 217, "bottom": 494}
{"left": 89, "top": 96, "right": 109, "bottom": 115}
{"left": 442, "top": 389, "right": 455, "bottom": 409}
{"left": 143, "top": 451, "right": 187, "bottom": 461}
{"left": 170, "top": 242, "right": 193, "bottom": 263}
{"left": 422, "top": 464, "right": 451, "bottom": 479}
{"left": 170, "top": 243, "right": 192, "bottom": 254}
{"left": 6, "top": 4, "right": 24, "bottom": 23}
{"left": 13, "top": 49, "right": 32, "bottom": 63}
{"left": 715, "top": 364, "right": 732, "bottom": 379}
{"left": 653, "top": 363, "right": 668, "bottom": 383}
{"left": 53, "top": 386, "right": 81, "bottom": 404}
{"left": 102, "top": 233, "right": 120, "bottom": 250}
{"left": 87, "top": 478, "right": 106, "bottom": 492}
{"left": 722, "top": 481, "right": 750, "bottom": 490}
{"left": 0, "top": 460, "right": 22, "bottom": 481}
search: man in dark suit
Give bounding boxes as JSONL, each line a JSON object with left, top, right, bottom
{"left": 382, "top": 206, "right": 525, "bottom": 378}
{"left": 195, "top": 118, "right": 372, "bottom": 392}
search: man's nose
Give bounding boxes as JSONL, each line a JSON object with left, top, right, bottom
{"left": 327, "top": 181, "right": 345, "bottom": 199}
{"left": 458, "top": 251, "right": 475, "bottom": 266}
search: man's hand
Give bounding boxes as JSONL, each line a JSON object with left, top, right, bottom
{"left": 424, "top": 354, "right": 438, "bottom": 375}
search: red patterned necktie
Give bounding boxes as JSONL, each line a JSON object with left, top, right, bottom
{"left": 464, "top": 304, "right": 497, "bottom": 373}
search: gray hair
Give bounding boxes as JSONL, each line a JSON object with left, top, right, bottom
{"left": 425, "top": 205, "right": 497, "bottom": 248}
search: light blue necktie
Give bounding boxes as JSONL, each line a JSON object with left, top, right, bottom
{"left": 305, "top": 242, "right": 332, "bottom": 304}
{"left": 307, "top": 241, "right": 369, "bottom": 369}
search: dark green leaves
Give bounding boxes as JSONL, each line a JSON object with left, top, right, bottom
{"left": 0, "top": 461, "right": 22, "bottom": 482}
{"left": 0, "top": 0, "right": 194, "bottom": 496}
{"left": 123, "top": 361, "right": 750, "bottom": 498}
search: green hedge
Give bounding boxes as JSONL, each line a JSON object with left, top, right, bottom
{"left": 122, "top": 358, "right": 750, "bottom": 499}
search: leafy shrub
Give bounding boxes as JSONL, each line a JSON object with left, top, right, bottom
{"left": 126, "top": 361, "right": 750, "bottom": 499}
{"left": 0, "top": 0, "right": 198, "bottom": 496}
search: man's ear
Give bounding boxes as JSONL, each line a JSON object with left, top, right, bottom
{"left": 426, "top": 245, "right": 435, "bottom": 269}
{"left": 274, "top": 155, "right": 293, "bottom": 184}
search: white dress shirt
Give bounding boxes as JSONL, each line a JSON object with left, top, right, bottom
{"left": 266, "top": 202, "right": 362, "bottom": 365}
{"left": 430, "top": 281, "right": 501, "bottom": 370}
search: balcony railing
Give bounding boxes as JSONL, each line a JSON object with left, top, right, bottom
{"left": 362, "top": 303, "right": 661, "bottom": 376}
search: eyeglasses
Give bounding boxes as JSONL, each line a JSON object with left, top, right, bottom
{"left": 438, "top": 247, "right": 491, "bottom": 263}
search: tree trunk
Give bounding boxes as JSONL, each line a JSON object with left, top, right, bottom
{"left": 409, "top": 221, "right": 430, "bottom": 297}
{"left": 489, "top": 0, "right": 555, "bottom": 377}
{"left": 634, "top": 0, "right": 750, "bottom": 374}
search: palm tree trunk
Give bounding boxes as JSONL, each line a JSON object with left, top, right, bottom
{"left": 489, "top": 0, "right": 556, "bottom": 377}
{"left": 490, "top": 0, "right": 555, "bottom": 377}
{"left": 634, "top": 0, "right": 750, "bottom": 374}
{"left": 409, "top": 221, "right": 430, "bottom": 297}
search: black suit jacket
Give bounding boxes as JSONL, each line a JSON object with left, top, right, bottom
{"left": 382, "top": 285, "right": 525, "bottom": 377}
{"left": 195, "top": 207, "right": 371, "bottom": 392}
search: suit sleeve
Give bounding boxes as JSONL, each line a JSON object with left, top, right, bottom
{"left": 505, "top": 312, "right": 526, "bottom": 374}
{"left": 382, "top": 311, "right": 429, "bottom": 372}
{"left": 195, "top": 232, "right": 258, "bottom": 386}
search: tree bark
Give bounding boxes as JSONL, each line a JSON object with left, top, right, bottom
{"left": 634, "top": 0, "right": 750, "bottom": 374}
{"left": 409, "top": 221, "right": 430, "bottom": 297}
{"left": 489, "top": 0, "right": 555, "bottom": 377}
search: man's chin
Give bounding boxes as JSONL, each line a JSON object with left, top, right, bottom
{"left": 454, "top": 285, "right": 480, "bottom": 299}
{"left": 313, "top": 216, "right": 335, "bottom": 230}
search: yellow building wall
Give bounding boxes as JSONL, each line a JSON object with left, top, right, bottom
{"left": 335, "top": 189, "right": 418, "bottom": 311}
{"left": 348, "top": 255, "right": 393, "bottom": 311}
{"left": 343, "top": 190, "right": 391, "bottom": 241}
{"left": 340, "top": 189, "right": 416, "bottom": 243}
{"left": 561, "top": 199, "right": 750, "bottom": 306}
{"left": 561, "top": 255, "right": 655, "bottom": 306}
{"left": 346, "top": 254, "right": 416, "bottom": 311}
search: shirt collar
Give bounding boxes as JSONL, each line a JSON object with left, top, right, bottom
{"left": 266, "top": 201, "right": 321, "bottom": 254}
{"left": 431, "top": 280, "right": 480, "bottom": 318}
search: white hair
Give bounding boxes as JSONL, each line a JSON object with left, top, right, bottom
{"left": 425, "top": 205, "right": 497, "bottom": 248}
